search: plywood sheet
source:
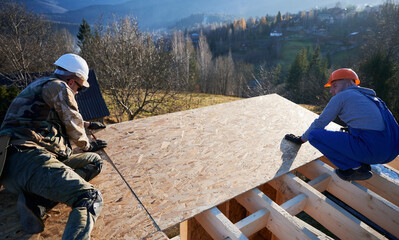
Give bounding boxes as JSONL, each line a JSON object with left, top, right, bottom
{"left": 94, "top": 94, "right": 340, "bottom": 230}
{"left": 0, "top": 152, "right": 157, "bottom": 239}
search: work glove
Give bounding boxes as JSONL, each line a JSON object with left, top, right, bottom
{"left": 88, "top": 122, "right": 106, "bottom": 130}
{"left": 284, "top": 134, "right": 304, "bottom": 145}
{"left": 87, "top": 140, "right": 107, "bottom": 152}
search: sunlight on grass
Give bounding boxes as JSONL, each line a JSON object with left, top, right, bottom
{"left": 103, "top": 92, "right": 242, "bottom": 123}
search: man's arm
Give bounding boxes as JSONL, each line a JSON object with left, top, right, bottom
{"left": 300, "top": 95, "right": 343, "bottom": 142}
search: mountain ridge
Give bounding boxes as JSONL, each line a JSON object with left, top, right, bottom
{"left": 18, "top": 0, "right": 384, "bottom": 30}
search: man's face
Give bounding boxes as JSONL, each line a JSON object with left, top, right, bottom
{"left": 330, "top": 79, "right": 350, "bottom": 96}
{"left": 68, "top": 78, "right": 85, "bottom": 95}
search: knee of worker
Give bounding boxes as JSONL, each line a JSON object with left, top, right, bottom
{"left": 72, "top": 189, "right": 103, "bottom": 221}
{"left": 83, "top": 153, "right": 103, "bottom": 177}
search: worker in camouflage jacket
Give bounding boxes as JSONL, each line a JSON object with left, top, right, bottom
{"left": 0, "top": 53, "right": 107, "bottom": 239}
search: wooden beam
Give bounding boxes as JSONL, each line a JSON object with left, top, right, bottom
{"left": 270, "top": 172, "right": 384, "bottom": 240}
{"left": 292, "top": 216, "right": 334, "bottom": 240}
{"left": 298, "top": 160, "right": 399, "bottom": 238}
{"left": 359, "top": 164, "right": 399, "bottom": 207}
{"left": 234, "top": 208, "right": 270, "bottom": 236}
{"left": 195, "top": 207, "right": 248, "bottom": 240}
{"left": 179, "top": 221, "right": 189, "bottom": 240}
{"left": 237, "top": 189, "right": 319, "bottom": 239}
{"left": 386, "top": 156, "right": 399, "bottom": 171}
{"left": 301, "top": 158, "right": 399, "bottom": 207}
{"left": 237, "top": 190, "right": 332, "bottom": 238}
{"left": 280, "top": 193, "right": 308, "bottom": 216}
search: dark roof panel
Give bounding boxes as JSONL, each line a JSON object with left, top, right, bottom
{"left": 76, "top": 70, "right": 110, "bottom": 120}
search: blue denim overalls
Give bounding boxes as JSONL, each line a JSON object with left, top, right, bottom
{"left": 308, "top": 92, "right": 399, "bottom": 170}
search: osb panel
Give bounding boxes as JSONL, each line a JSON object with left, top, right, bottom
{"left": 0, "top": 152, "right": 157, "bottom": 239}
{"left": 90, "top": 153, "right": 158, "bottom": 239}
{"left": 94, "top": 94, "right": 340, "bottom": 230}
{"left": 141, "top": 231, "right": 169, "bottom": 240}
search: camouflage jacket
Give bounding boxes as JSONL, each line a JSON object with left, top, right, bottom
{"left": 0, "top": 76, "right": 90, "bottom": 158}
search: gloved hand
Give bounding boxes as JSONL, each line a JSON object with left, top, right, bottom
{"left": 88, "top": 122, "right": 106, "bottom": 130}
{"left": 284, "top": 134, "right": 304, "bottom": 145}
{"left": 87, "top": 140, "right": 107, "bottom": 152}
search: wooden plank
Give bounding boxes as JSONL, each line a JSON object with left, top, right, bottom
{"left": 300, "top": 158, "right": 399, "bottom": 206}
{"left": 270, "top": 173, "right": 385, "bottom": 240}
{"left": 237, "top": 189, "right": 318, "bottom": 239}
{"left": 195, "top": 207, "right": 248, "bottom": 240}
{"left": 298, "top": 160, "right": 399, "bottom": 238}
{"left": 387, "top": 156, "right": 399, "bottom": 170}
{"left": 359, "top": 164, "right": 399, "bottom": 207}
{"left": 93, "top": 94, "right": 341, "bottom": 230}
{"left": 280, "top": 193, "right": 308, "bottom": 216}
{"left": 142, "top": 231, "right": 170, "bottom": 240}
{"left": 179, "top": 220, "right": 189, "bottom": 240}
{"left": 292, "top": 216, "right": 334, "bottom": 240}
{"left": 235, "top": 190, "right": 328, "bottom": 238}
{"left": 234, "top": 208, "right": 269, "bottom": 236}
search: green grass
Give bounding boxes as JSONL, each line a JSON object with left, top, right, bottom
{"left": 328, "top": 45, "right": 362, "bottom": 66}
{"left": 279, "top": 38, "right": 314, "bottom": 70}
{"left": 103, "top": 92, "right": 242, "bottom": 123}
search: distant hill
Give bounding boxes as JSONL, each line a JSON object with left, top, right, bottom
{"left": 169, "top": 13, "right": 235, "bottom": 30}
{"left": 19, "top": 0, "right": 384, "bottom": 30}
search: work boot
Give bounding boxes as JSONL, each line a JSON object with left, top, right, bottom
{"left": 335, "top": 166, "right": 372, "bottom": 181}
{"left": 359, "top": 163, "right": 371, "bottom": 172}
{"left": 17, "top": 193, "right": 45, "bottom": 234}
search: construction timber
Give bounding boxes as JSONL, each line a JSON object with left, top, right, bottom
{"left": 1, "top": 94, "right": 399, "bottom": 239}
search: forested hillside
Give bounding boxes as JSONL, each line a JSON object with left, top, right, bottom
{"left": 1, "top": 0, "right": 398, "bottom": 123}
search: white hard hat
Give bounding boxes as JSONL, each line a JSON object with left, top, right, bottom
{"left": 54, "top": 53, "right": 90, "bottom": 87}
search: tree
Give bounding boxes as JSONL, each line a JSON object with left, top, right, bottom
{"left": 77, "top": 19, "right": 92, "bottom": 50}
{"left": 0, "top": 0, "right": 74, "bottom": 87}
{"left": 305, "top": 46, "right": 329, "bottom": 104}
{"left": 171, "top": 30, "right": 199, "bottom": 92}
{"left": 274, "top": 11, "right": 282, "bottom": 24}
{"left": 81, "top": 16, "right": 175, "bottom": 121}
{"left": 246, "top": 65, "right": 285, "bottom": 97}
{"left": 359, "top": 1, "right": 399, "bottom": 118}
{"left": 196, "top": 31, "right": 213, "bottom": 93}
{"left": 235, "top": 61, "right": 254, "bottom": 97}
{"left": 212, "top": 50, "right": 235, "bottom": 95}
{"left": 286, "top": 48, "right": 309, "bottom": 102}
{"left": 360, "top": 50, "right": 396, "bottom": 113}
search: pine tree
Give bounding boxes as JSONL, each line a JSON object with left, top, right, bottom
{"left": 305, "top": 46, "right": 329, "bottom": 104}
{"left": 274, "top": 11, "right": 282, "bottom": 24}
{"left": 286, "top": 48, "right": 308, "bottom": 102}
{"left": 77, "top": 19, "right": 92, "bottom": 49}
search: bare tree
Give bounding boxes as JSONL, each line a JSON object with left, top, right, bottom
{"left": 212, "top": 50, "right": 235, "bottom": 95}
{"left": 0, "top": 0, "right": 74, "bottom": 87}
{"left": 245, "top": 65, "right": 285, "bottom": 97}
{"left": 81, "top": 16, "right": 175, "bottom": 121}
{"left": 171, "top": 30, "right": 190, "bottom": 91}
{"left": 196, "top": 31, "right": 213, "bottom": 93}
{"left": 235, "top": 61, "right": 254, "bottom": 97}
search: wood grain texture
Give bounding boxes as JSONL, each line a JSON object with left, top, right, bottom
{"left": 94, "top": 94, "right": 340, "bottom": 230}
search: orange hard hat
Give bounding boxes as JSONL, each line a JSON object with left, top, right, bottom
{"left": 325, "top": 68, "right": 360, "bottom": 87}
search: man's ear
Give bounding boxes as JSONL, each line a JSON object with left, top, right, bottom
{"left": 66, "top": 78, "right": 74, "bottom": 88}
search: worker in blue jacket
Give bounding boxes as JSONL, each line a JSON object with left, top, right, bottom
{"left": 285, "top": 68, "right": 399, "bottom": 181}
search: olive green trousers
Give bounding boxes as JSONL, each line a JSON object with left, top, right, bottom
{"left": 2, "top": 146, "right": 103, "bottom": 240}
